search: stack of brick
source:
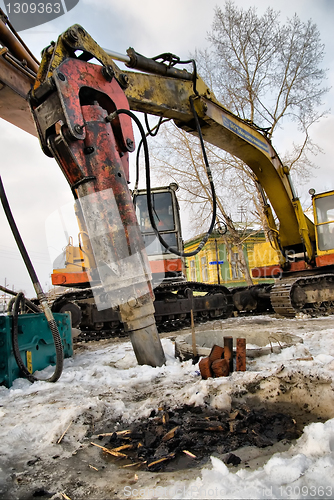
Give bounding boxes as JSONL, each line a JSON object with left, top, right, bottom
{"left": 199, "top": 337, "right": 246, "bottom": 379}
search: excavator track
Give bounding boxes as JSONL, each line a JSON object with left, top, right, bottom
{"left": 51, "top": 281, "right": 234, "bottom": 341}
{"left": 270, "top": 278, "right": 298, "bottom": 317}
{"left": 270, "top": 273, "right": 334, "bottom": 317}
{"left": 154, "top": 280, "right": 234, "bottom": 324}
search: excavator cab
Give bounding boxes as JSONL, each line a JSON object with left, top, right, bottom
{"left": 133, "top": 184, "right": 185, "bottom": 284}
{"left": 313, "top": 190, "right": 334, "bottom": 255}
{"left": 52, "top": 184, "right": 186, "bottom": 287}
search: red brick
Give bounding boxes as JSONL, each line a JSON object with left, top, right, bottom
{"left": 211, "top": 358, "right": 229, "bottom": 377}
{"left": 199, "top": 357, "right": 213, "bottom": 379}
{"left": 209, "top": 344, "right": 224, "bottom": 362}
{"left": 236, "top": 338, "right": 246, "bottom": 371}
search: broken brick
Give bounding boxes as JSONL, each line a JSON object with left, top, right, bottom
{"left": 199, "top": 357, "right": 213, "bottom": 379}
{"left": 209, "top": 344, "right": 224, "bottom": 362}
{"left": 211, "top": 358, "right": 229, "bottom": 377}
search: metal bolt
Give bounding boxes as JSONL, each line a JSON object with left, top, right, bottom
{"left": 67, "top": 28, "right": 79, "bottom": 42}
{"left": 119, "top": 73, "right": 129, "bottom": 88}
{"left": 127, "top": 297, "right": 138, "bottom": 308}
{"left": 74, "top": 124, "right": 84, "bottom": 135}
{"left": 126, "top": 138, "right": 134, "bottom": 151}
{"left": 57, "top": 72, "right": 66, "bottom": 81}
{"left": 84, "top": 146, "right": 95, "bottom": 155}
{"left": 102, "top": 66, "right": 114, "bottom": 82}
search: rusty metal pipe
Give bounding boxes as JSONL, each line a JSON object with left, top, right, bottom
{"left": 236, "top": 338, "right": 246, "bottom": 371}
{"left": 0, "top": 17, "right": 39, "bottom": 73}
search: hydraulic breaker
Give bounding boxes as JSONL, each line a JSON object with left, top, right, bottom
{"left": 30, "top": 57, "right": 165, "bottom": 367}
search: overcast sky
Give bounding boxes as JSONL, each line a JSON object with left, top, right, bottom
{"left": 0, "top": 0, "right": 333, "bottom": 296}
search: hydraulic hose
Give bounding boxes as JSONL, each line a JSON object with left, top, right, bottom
{"left": 134, "top": 116, "right": 170, "bottom": 192}
{"left": 0, "top": 176, "right": 64, "bottom": 383}
{"left": 107, "top": 106, "right": 217, "bottom": 257}
{"left": 1, "top": 284, "right": 40, "bottom": 313}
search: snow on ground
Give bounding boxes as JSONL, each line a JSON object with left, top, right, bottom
{"left": 1, "top": 314, "right": 334, "bottom": 499}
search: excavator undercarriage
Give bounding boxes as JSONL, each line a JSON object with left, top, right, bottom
{"left": 51, "top": 280, "right": 234, "bottom": 340}
{"left": 270, "top": 271, "right": 334, "bottom": 318}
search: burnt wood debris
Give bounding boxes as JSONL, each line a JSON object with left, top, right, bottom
{"left": 93, "top": 405, "right": 300, "bottom": 472}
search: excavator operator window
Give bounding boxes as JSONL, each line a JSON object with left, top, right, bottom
{"left": 134, "top": 191, "right": 177, "bottom": 256}
{"left": 314, "top": 194, "right": 334, "bottom": 251}
{"left": 134, "top": 192, "right": 175, "bottom": 233}
{"left": 142, "top": 233, "right": 178, "bottom": 256}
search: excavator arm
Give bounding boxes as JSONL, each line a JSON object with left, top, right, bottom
{"left": 0, "top": 20, "right": 315, "bottom": 264}
{"left": 0, "top": 18, "right": 167, "bottom": 368}
{"left": 29, "top": 24, "right": 315, "bottom": 265}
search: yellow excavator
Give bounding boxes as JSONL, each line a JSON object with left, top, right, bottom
{"left": 1, "top": 12, "right": 334, "bottom": 346}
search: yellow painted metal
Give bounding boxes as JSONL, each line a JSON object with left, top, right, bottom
{"left": 313, "top": 190, "right": 334, "bottom": 205}
{"left": 291, "top": 199, "right": 315, "bottom": 261}
{"left": 313, "top": 190, "right": 334, "bottom": 256}
{"left": 65, "top": 243, "right": 84, "bottom": 271}
{"left": 26, "top": 351, "right": 33, "bottom": 374}
{"left": 252, "top": 241, "right": 279, "bottom": 267}
{"left": 126, "top": 73, "right": 313, "bottom": 255}
{"left": 52, "top": 238, "right": 89, "bottom": 276}
{"left": 33, "top": 25, "right": 121, "bottom": 94}
{"left": 125, "top": 70, "right": 314, "bottom": 257}
{"left": 52, "top": 203, "right": 97, "bottom": 277}
{"left": 262, "top": 205, "right": 285, "bottom": 264}
{"left": 74, "top": 204, "right": 97, "bottom": 271}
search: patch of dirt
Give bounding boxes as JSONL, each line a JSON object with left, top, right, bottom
{"left": 97, "top": 404, "right": 300, "bottom": 472}
{"left": 0, "top": 403, "right": 304, "bottom": 500}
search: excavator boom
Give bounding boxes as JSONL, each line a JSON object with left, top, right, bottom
{"left": 0, "top": 20, "right": 315, "bottom": 261}
{"left": 0, "top": 10, "right": 38, "bottom": 135}
{"left": 30, "top": 24, "right": 314, "bottom": 263}
{"left": 1, "top": 21, "right": 332, "bottom": 324}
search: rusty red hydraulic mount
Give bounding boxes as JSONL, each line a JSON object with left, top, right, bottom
{"left": 29, "top": 57, "right": 165, "bottom": 367}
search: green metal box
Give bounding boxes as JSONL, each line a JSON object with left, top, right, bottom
{"left": 0, "top": 313, "right": 73, "bottom": 388}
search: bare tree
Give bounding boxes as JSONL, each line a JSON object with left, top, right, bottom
{"left": 150, "top": 124, "right": 256, "bottom": 284}
{"left": 204, "top": 1, "right": 329, "bottom": 176}
{"left": 149, "top": 2, "right": 328, "bottom": 284}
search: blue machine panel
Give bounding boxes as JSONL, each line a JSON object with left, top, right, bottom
{"left": 0, "top": 313, "right": 73, "bottom": 388}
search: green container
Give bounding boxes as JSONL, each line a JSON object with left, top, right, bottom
{"left": 0, "top": 313, "right": 73, "bottom": 388}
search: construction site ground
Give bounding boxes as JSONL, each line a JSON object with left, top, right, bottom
{"left": 1, "top": 312, "right": 334, "bottom": 499}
